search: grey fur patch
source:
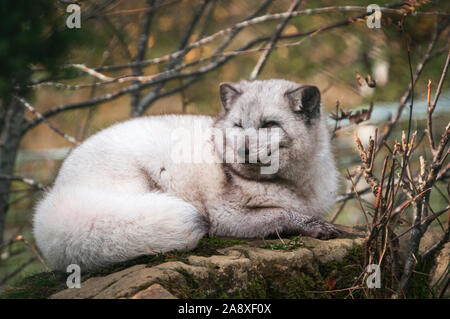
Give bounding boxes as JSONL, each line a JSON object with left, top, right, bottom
{"left": 219, "top": 82, "right": 242, "bottom": 111}
{"left": 285, "top": 85, "right": 321, "bottom": 125}
{"left": 139, "top": 167, "right": 161, "bottom": 191}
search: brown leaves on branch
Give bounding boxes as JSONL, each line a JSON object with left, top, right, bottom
{"left": 330, "top": 101, "right": 374, "bottom": 130}
{"left": 356, "top": 73, "right": 376, "bottom": 88}
{"left": 353, "top": 129, "right": 380, "bottom": 197}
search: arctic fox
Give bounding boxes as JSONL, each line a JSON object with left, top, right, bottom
{"left": 33, "top": 79, "right": 339, "bottom": 271}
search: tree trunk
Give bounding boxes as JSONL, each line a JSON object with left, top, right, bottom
{"left": 0, "top": 95, "right": 25, "bottom": 246}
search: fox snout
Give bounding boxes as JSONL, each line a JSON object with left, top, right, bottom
{"left": 237, "top": 142, "right": 273, "bottom": 165}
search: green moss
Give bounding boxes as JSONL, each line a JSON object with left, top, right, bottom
{"left": 261, "top": 236, "right": 314, "bottom": 251}
{"left": 3, "top": 239, "right": 367, "bottom": 299}
{"left": 239, "top": 272, "right": 324, "bottom": 299}
{"left": 172, "top": 268, "right": 207, "bottom": 299}
{"left": 286, "top": 273, "right": 325, "bottom": 299}
{"left": 0, "top": 271, "right": 66, "bottom": 299}
{"left": 1, "top": 236, "right": 248, "bottom": 299}
{"left": 318, "top": 244, "right": 364, "bottom": 298}
{"left": 408, "top": 256, "right": 446, "bottom": 299}
{"left": 171, "top": 267, "right": 247, "bottom": 299}
{"left": 88, "top": 254, "right": 167, "bottom": 277}
{"left": 245, "top": 277, "right": 268, "bottom": 298}
{"left": 168, "top": 242, "right": 366, "bottom": 299}
{"left": 193, "top": 237, "right": 247, "bottom": 256}
{"left": 173, "top": 259, "right": 327, "bottom": 299}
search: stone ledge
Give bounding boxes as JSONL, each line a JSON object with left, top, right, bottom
{"left": 50, "top": 235, "right": 365, "bottom": 299}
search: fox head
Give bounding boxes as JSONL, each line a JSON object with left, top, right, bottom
{"left": 213, "top": 79, "right": 327, "bottom": 180}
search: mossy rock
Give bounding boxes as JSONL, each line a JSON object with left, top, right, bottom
{"left": 2, "top": 235, "right": 368, "bottom": 299}
{"left": 0, "top": 237, "right": 247, "bottom": 299}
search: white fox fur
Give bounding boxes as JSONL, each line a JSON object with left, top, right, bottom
{"left": 33, "top": 79, "right": 339, "bottom": 271}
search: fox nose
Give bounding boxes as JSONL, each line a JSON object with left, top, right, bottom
{"left": 238, "top": 146, "right": 250, "bottom": 158}
{"left": 238, "top": 137, "right": 250, "bottom": 159}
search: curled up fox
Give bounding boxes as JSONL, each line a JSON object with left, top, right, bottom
{"left": 33, "top": 79, "right": 340, "bottom": 271}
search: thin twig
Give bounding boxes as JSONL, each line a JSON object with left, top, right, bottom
{"left": 15, "top": 96, "right": 79, "bottom": 145}
{"left": 427, "top": 50, "right": 450, "bottom": 152}
{"left": 250, "top": 0, "right": 302, "bottom": 80}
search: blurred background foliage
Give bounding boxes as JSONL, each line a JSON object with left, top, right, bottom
{"left": 0, "top": 0, "right": 448, "bottom": 291}
{"left": 0, "top": 0, "right": 89, "bottom": 96}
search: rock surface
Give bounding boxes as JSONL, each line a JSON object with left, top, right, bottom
{"left": 50, "top": 233, "right": 365, "bottom": 299}
{"left": 131, "top": 283, "right": 177, "bottom": 299}
{"left": 430, "top": 242, "right": 450, "bottom": 298}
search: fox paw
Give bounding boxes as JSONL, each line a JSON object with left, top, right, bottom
{"left": 300, "top": 218, "right": 341, "bottom": 240}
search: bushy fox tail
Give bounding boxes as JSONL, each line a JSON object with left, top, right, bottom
{"left": 33, "top": 187, "right": 207, "bottom": 271}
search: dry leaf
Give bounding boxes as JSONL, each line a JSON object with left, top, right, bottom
{"left": 325, "top": 277, "right": 337, "bottom": 291}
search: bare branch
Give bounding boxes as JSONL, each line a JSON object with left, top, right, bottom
{"left": 91, "top": 2, "right": 443, "bottom": 72}
{"left": 69, "top": 64, "right": 113, "bottom": 81}
{"left": 15, "top": 96, "right": 79, "bottom": 145}
{"left": 94, "top": 0, "right": 182, "bottom": 17}
{"left": 133, "top": 0, "right": 212, "bottom": 116}
{"left": 427, "top": 50, "right": 450, "bottom": 152}
{"left": 130, "top": 0, "right": 160, "bottom": 110}
{"left": 379, "top": 21, "right": 443, "bottom": 147}
{"left": 250, "top": 0, "right": 302, "bottom": 80}
{"left": 0, "top": 175, "right": 46, "bottom": 191}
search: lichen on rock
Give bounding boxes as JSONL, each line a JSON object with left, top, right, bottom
{"left": 46, "top": 234, "right": 366, "bottom": 299}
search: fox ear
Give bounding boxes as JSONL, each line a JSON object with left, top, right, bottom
{"left": 285, "top": 85, "right": 321, "bottom": 124}
{"left": 219, "top": 83, "right": 242, "bottom": 111}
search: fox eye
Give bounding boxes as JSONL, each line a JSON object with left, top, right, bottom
{"left": 261, "top": 121, "right": 279, "bottom": 128}
{"left": 233, "top": 123, "right": 242, "bottom": 128}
